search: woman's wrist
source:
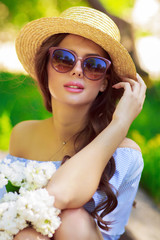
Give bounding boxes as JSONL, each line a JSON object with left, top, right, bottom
{"left": 110, "top": 117, "right": 130, "bottom": 138}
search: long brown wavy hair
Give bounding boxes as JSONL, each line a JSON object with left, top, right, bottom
{"left": 35, "top": 33, "right": 124, "bottom": 231}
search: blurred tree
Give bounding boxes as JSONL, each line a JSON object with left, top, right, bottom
{"left": 0, "top": 0, "right": 88, "bottom": 29}
{"left": 56, "top": 0, "right": 88, "bottom": 12}
{"left": 0, "top": 0, "right": 59, "bottom": 29}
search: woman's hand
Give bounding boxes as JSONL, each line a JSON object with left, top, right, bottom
{"left": 112, "top": 73, "right": 146, "bottom": 127}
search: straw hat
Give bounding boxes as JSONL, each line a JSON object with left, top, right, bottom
{"left": 16, "top": 6, "right": 137, "bottom": 80}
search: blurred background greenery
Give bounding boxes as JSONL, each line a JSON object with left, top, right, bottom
{"left": 0, "top": 0, "right": 160, "bottom": 206}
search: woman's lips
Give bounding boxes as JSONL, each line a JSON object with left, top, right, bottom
{"left": 64, "top": 82, "right": 84, "bottom": 93}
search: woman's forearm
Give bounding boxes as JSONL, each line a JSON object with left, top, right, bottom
{"left": 46, "top": 118, "right": 129, "bottom": 209}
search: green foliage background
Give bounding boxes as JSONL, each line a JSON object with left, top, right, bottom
{"left": 0, "top": 0, "right": 135, "bottom": 32}
{"left": 0, "top": 0, "right": 88, "bottom": 31}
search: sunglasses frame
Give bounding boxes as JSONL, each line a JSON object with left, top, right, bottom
{"left": 48, "top": 47, "right": 111, "bottom": 81}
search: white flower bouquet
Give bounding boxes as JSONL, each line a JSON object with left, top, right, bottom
{"left": 0, "top": 158, "right": 61, "bottom": 240}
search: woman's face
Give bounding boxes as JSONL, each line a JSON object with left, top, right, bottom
{"left": 47, "top": 34, "right": 108, "bottom": 107}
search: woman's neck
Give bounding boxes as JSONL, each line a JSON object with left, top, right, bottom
{"left": 50, "top": 101, "right": 90, "bottom": 142}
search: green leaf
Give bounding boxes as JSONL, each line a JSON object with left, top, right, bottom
{"left": 6, "top": 180, "right": 20, "bottom": 194}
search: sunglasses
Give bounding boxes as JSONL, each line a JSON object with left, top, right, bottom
{"left": 48, "top": 47, "right": 111, "bottom": 81}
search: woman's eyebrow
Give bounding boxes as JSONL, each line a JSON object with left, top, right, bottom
{"left": 85, "top": 53, "right": 100, "bottom": 57}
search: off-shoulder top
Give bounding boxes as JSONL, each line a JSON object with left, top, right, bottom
{"left": 0, "top": 148, "right": 144, "bottom": 240}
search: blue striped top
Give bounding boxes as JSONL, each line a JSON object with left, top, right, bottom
{"left": 0, "top": 147, "right": 143, "bottom": 240}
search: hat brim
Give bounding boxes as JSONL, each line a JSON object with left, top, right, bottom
{"left": 16, "top": 17, "right": 137, "bottom": 80}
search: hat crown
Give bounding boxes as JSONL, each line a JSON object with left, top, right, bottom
{"left": 60, "top": 6, "right": 120, "bottom": 42}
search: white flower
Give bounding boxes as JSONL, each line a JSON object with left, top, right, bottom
{"left": 0, "top": 173, "right": 8, "bottom": 188}
{"left": 0, "top": 231, "right": 13, "bottom": 240}
{"left": 9, "top": 161, "right": 25, "bottom": 185}
{"left": 0, "top": 160, "right": 25, "bottom": 187}
{"left": 0, "top": 202, "right": 9, "bottom": 215}
{"left": 23, "top": 161, "right": 56, "bottom": 190}
{"left": 0, "top": 159, "right": 60, "bottom": 239}
{"left": 0, "top": 192, "right": 18, "bottom": 203}
{"left": 0, "top": 200, "right": 27, "bottom": 235}
{"left": 17, "top": 188, "right": 61, "bottom": 237}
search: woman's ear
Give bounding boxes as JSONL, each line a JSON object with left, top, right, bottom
{"left": 100, "top": 78, "right": 108, "bottom": 92}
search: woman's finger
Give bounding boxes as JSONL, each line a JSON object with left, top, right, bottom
{"left": 112, "top": 81, "right": 132, "bottom": 93}
{"left": 120, "top": 76, "right": 140, "bottom": 94}
{"left": 136, "top": 73, "right": 147, "bottom": 99}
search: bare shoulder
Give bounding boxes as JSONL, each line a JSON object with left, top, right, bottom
{"left": 9, "top": 119, "right": 50, "bottom": 157}
{"left": 11, "top": 120, "right": 40, "bottom": 133}
{"left": 119, "top": 137, "right": 141, "bottom": 152}
{"left": 9, "top": 120, "right": 39, "bottom": 157}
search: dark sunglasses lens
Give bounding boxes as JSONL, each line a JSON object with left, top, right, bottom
{"left": 84, "top": 58, "right": 107, "bottom": 80}
{"left": 52, "top": 49, "right": 75, "bottom": 72}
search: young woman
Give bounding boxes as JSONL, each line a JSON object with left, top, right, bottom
{"left": 4, "top": 6, "right": 146, "bottom": 240}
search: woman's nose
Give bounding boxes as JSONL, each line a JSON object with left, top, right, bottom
{"left": 70, "top": 59, "right": 84, "bottom": 78}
